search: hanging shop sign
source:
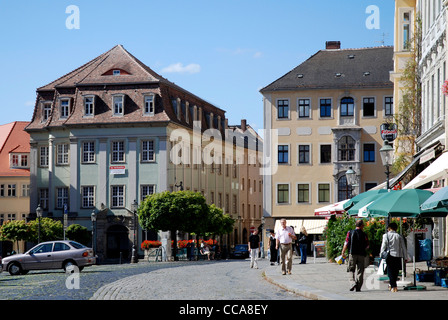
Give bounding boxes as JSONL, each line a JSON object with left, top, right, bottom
{"left": 380, "top": 123, "right": 398, "bottom": 142}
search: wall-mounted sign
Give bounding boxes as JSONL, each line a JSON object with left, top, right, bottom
{"left": 110, "top": 166, "right": 126, "bottom": 175}
{"left": 380, "top": 123, "right": 397, "bottom": 142}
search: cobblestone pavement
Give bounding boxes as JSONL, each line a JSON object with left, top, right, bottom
{"left": 0, "top": 258, "right": 305, "bottom": 300}
{"left": 0, "top": 261, "right": 184, "bottom": 300}
{"left": 91, "top": 259, "right": 305, "bottom": 300}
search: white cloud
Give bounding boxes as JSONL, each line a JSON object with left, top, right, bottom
{"left": 253, "top": 51, "right": 263, "bottom": 58}
{"left": 24, "top": 101, "right": 35, "bottom": 107}
{"left": 161, "top": 63, "right": 201, "bottom": 74}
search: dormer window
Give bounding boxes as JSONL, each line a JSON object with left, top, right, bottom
{"left": 42, "top": 102, "right": 52, "bottom": 122}
{"left": 113, "top": 70, "right": 121, "bottom": 76}
{"left": 144, "top": 94, "right": 155, "bottom": 116}
{"left": 60, "top": 98, "right": 70, "bottom": 119}
{"left": 83, "top": 95, "right": 95, "bottom": 117}
{"left": 113, "top": 94, "right": 125, "bottom": 116}
{"left": 10, "top": 154, "right": 29, "bottom": 169}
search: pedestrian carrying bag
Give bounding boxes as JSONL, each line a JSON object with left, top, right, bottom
{"left": 381, "top": 234, "right": 390, "bottom": 260}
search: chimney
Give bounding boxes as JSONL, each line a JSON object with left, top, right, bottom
{"left": 325, "top": 41, "right": 341, "bottom": 50}
{"left": 241, "top": 119, "right": 247, "bottom": 132}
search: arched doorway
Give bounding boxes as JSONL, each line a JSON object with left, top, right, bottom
{"left": 106, "top": 225, "right": 130, "bottom": 259}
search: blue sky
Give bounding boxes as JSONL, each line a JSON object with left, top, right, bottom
{"left": 0, "top": 0, "right": 394, "bottom": 133}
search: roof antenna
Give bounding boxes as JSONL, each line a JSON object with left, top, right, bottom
{"left": 375, "top": 33, "right": 388, "bottom": 46}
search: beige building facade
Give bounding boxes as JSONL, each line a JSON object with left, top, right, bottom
{"left": 261, "top": 43, "right": 394, "bottom": 238}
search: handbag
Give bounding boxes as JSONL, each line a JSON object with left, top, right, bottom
{"left": 380, "top": 234, "right": 390, "bottom": 260}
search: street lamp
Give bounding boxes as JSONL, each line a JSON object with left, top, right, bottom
{"left": 36, "top": 204, "right": 43, "bottom": 243}
{"left": 346, "top": 167, "right": 357, "bottom": 198}
{"left": 131, "top": 199, "right": 138, "bottom": 263}
{"left": 380, "top": 140, "right": 394, "bottom": 190}
{"left": 91, "top": 210, "right": 97, "bottom": 256}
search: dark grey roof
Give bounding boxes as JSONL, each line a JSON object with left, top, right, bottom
{"left": 260, "top": 46, "right": 393, "bottom": 92}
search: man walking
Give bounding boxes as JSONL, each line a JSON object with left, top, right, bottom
{"left": 275, "top": 218, "right": 297, "bottom": 275}
{"left": 248, "top": 229, "right": 260, "bottom": 269}
{"left": 341, "top": 220, "right": 369, "bottom": 292}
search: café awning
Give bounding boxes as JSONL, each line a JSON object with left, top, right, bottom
{"left": 314, "top": 199, "right": 349, "bottom": 217}
{"left": 274, "top": 219, "right": 328, "bottom": 234}
{"left": 404, "top": 151, "right": 448, "bottom": 189}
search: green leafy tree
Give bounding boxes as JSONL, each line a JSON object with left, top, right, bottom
{"left": 323, "top": 214, "right": 355, "bottom": 261}
{"left": 138, "top": 191, "right": 209, "bottom": 260}
{"left": 28, "top": 218, "right": 63, "bottom": 242}
{"left": 66, "top": 224, "right": 91, "bottom": 245}
{"left": 0, "top": 220, "right": 31, "bottom": 250}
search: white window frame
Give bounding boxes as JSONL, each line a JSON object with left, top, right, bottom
{"left": 81, "top": 186, "right": 95, "bottom": 208}
{"left": 83, "top": 95, "right": 95, "bottom": 117}
{"left": 111, "top": 141, "right": 125, "bottom": 163}
{"left": 56, "top": 187, "right": 69, "bottom": 209}
{"left": 111, "top": 185, "right": 125, "bottom": 208}
{"left": 82, "top": 141, "right": 96, "bottom": 163}
{"left": 112, "top": 94, "right": 125, "bottom": 116}
{"left": 39, "top": 146, "right": 49, "bottom": 167}
{"left": 56, "top": 143, "right": 69, "bottom": 165}
{"left": 10, "top": 153, "right": 29, "bottom": 169}
{"left": 21, "top": 184, "right": 30, "bottom": 197}
{"left": 140, "top": 185, "right": 155, "bottom": 202}
{"left": 141, "top": 140, "right": 155, "bottom": 162}
{"left": 143, "top": 94, "right": 155, "bottom": 116}
{"left": 59, "top": 98, "right": 70, "bottom": 119}
{"left": 42, "top": 102, "right": 52, "bottom": 122}
{"left": 39, "top": 188, "right": 49, "bottom": 210}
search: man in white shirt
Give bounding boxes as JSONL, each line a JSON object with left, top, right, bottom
{"left": 275, "top": 218, "right": 297, "bottom": 275}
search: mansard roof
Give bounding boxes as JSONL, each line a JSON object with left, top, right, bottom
{"left": 27, "top": 45, "right": 226, "bottom": 132}
{"left": 260, "top": 46, "right": 393, "bottom": 93}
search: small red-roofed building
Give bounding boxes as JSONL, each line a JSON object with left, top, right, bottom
{"left": 0, "top": 121, "right": 30, "bottom": 254}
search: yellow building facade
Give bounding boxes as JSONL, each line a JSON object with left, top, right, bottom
{"left": 261, "top": 43, "right": 394, "bottom": 238}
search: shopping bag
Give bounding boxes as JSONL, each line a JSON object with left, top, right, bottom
{"left": 335, "top": 255, "right": 345, "bottom": 265}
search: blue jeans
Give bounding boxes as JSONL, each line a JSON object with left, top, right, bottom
{"left": 299, "top": 244, "right": 307, "bottom": 263}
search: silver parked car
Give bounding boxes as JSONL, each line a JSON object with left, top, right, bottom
{"left": 1, "top": 240, "right": 96, "bottom": 275}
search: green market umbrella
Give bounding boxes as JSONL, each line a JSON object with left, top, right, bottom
{"left": 420, "top": 186, "right": 448, "bottom": 211}
{"left": 366, "top": 189, "right": 448, "bottom": 218}
{"left": 343, "top": 189, "right": 389, "bottom": 210}
{"left": 347, "top": 191, "right": 392, "bottom": 216}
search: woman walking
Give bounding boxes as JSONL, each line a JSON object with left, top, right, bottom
{"left": 380, "top": 222, "right": 407, "bottom": 292}
{"left": 269, "top": 230, "right": 278, "bottom": 265}
{"left": 298, "top": 226, "right": 308, "bottom": 264}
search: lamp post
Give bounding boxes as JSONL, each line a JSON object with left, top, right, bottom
{"left": 36, "top": 204, "right": 43, "bottom": 243}
{"left": 131, "top": 199, "right": 138, "bottom": 263}
{"left": 261, "top": 216, "right": 265, "bottom": 259}
{"left": 345, "top": 166, "right": 357, "bottom": 198}
{"left": 380, "top": 140, "right": 394, "bottom": 226}
{"left": 379, "top": 140, "right": 394, "bottom": 190}
{"left": 91, "top": 210, "right": 97, "bottom": 256}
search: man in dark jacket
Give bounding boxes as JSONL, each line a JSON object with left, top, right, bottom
{"left": 341, "top": 220, "right": 369, "bottom": 292}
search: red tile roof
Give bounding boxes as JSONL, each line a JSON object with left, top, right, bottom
{"left": 26, "top": 45, "right": 226, "bottom": 132}
{"left": 0, "top": 121, "right": 30, "bottom": 177}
